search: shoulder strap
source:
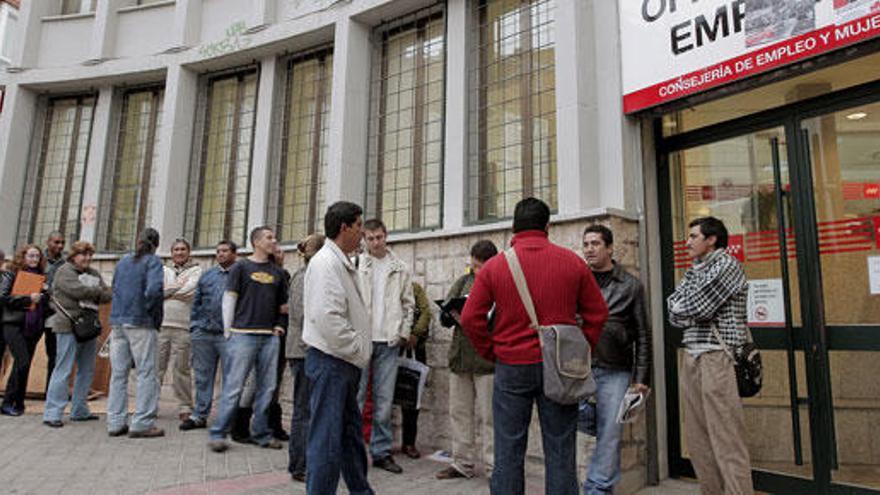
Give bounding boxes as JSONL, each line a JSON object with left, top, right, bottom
{"left": 503, "top": 248, "right": 539, "bottom": 328}
{"left": 50, "top": 294, "right": 77, "bottom": 324}
{"left": 709, "top": 323, "right": 736, "bottom": 360}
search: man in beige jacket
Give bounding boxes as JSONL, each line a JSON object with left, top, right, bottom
{"left": 302, "top": 201, "right": 374, "bottom": 495}
{"left": 357, "top": 218, "right": 415, "bottom": 474}
{"left": 159, "top": 238, "right": 202, "bottom": 424}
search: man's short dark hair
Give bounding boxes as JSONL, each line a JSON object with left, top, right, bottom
{"left": 48, "top": 231, "right": 64, "bottom": 241}
{"left": 217, "top": 240, "right": 238, "bottom": 252}
{"left": 512, "top": 197, "right": 551, "bottom": 233}
{"left": 250, "top": 226, "right": 274, "bottom": 248}
{"left": 470, "top": 240, "right": 498, "bottom": 262}
{"left": 363, "top": 219, "right": 386, "bottom": 233}
{"left": 325, "top": 201, "right": 363, "bottom": 240}
{"left": 689, "top": 216, "right": 728, "bottom": 249}
{"left": 583, "top": 224, "right": 613, "bottom": 246}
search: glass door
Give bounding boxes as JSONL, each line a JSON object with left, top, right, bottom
{"left": 662, "top": 126, "right": 816, "bottom": 489}
{"left": 800, "top": 100, "right": 880, "bottom": 493}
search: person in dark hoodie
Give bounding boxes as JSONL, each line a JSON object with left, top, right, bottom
{"left": 0, "top": 244, "right": 48, "bottom": 416}
{"left": 107, "top": 228, "right": 165, "bottom": 439}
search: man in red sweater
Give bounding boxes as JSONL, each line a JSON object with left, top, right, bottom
{"left": 461, "top": 197, "right": 608, "bottom": 495}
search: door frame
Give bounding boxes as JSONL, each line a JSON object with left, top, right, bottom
{"left": 656, "top": 77, "right": 880, "bottom": 495}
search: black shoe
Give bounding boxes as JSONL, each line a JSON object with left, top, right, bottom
{"left": 231, "top": 434, "right": 254, "bottom": 444}
{"left": 43, "top": 420, "right": 63, "bottom": 428}
{"left": 273, "top": 429, "right": 290, "bottom": 441}
{"left": 70, "top": 414, "right": 100, "bottom": 422}
{"left": 108, "top": 426, "right": 130, "bottom": 437}
{"left": 372, "top": 456, "right": 403, "bottom": 474}
{"left": 290, "top": 472, "right": 306, "bottom": 482}
{"left": 1, "top": 405, "right": 22, "bottom": 417}
{"left": 180, "top": 418, "right": 207, "bottom": 431}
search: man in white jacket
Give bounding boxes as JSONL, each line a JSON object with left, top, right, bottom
{"left": 357, "top": 219, "right": 415, "bottom": 474}
{"left": 159, "top": 238, "right": 202, "bottom": 424}
{"left": 302, "top": 201, "right": 374, "bottom": 495}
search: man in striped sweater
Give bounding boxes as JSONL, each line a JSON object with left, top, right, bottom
{"left": 460, "top": 197, "right": 608, "bottom": 495}
{"left": 667, "top": 216, "right": 753, "bottom": 495}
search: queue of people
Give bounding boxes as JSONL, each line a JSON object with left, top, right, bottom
{"left": 0, "top": 196, "right": 754, "bottom": 495}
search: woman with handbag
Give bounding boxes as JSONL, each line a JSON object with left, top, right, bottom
{"left": 0, "top": 244, "right": 48, "bottom": 416}
{"left": 43, "top": 241, "right": 111, "bottom": 427}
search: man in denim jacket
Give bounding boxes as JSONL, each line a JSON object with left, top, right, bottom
{"left": 181, "top": 240, "right": 238, "bottom": 431}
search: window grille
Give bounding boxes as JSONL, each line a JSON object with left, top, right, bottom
{"left": 18, "top": 95, "right": 96, "bottom": 246}
{"left": 468, "top": 0, "right": 557, "bottom": 222}
{"left": 98, "top": 87, "right": 163, "bottom": 252}
{"left": 185, "top": 68, "right": 259, "bottom": 248}
{"left": 366, "top": 5, "right": 446, "bottom": 232}
{"left": 268, "top": 47, "right": 333, "bottom": 243}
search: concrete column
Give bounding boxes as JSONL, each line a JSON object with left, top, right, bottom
{"left": 248, "top": 55, "right": 281, "bottom": 235}
{"left": 151, "top": 65, "right": 198, "bottom": 253}
{"left": 11, "top": 0, "right": 53, "bottom": 68}
{"left": 442, "top": 0, "right": 468, "bottom": 231}
{"left": 172, "top": 0, "right": 202, "bottom": 49}
{"left": 325, "top": 17, "right": 371, "bottom": 206}
{"left": 248, "top": 0, "right": 276, "bottom": 32}
{"left": 89, "top": 0, "right": 125, "bottom": 62}
{"left": 78, "top": 86, "right": 115, "bottom": 243}
{"left": 554, "top": 0, "right": 599, "bottom": 214}
{"left": 0, "top": 85, "right": 37, "bottom": 251}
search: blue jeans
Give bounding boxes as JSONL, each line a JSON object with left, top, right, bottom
{"left": 491, "top": 362, "right": 579, "bottom": 495}
{"left": 357, "top": 342, "right": 398, "bottom": 459}
{"left": 190, "top": 329, "right": 228, "bottom": 421}
{"left": 306, "top": 348, "right": 373, "bottom": 495}
{"left": 583, "top": 367, "right": 631, "bottom": 495}
{"left": 107, "top": 326, "right": 160, "bottom": 432}
{"left": 288, "top": 358, "right": 311, "bottom": 477}
{"left": 209, "top": 333, "right": 278, "bottom": 445}
{"left": 43, "top": 333, "right": 97, "bottom": 422}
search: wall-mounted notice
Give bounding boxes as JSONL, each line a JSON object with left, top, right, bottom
{"left": 748, "top": 278, "right": 785, "bottom": 327}
{"left": 868, "top": 256, "right": 880, "bottom": 295}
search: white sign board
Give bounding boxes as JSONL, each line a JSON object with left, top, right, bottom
{"left": 868, "top": 256, "right": 880, "bottom": 295}
{"left": 619, "top": 0, "right": 880, "bottom": 113}
{"left": 747, "top": 278, "right": 785, "bottom": 327}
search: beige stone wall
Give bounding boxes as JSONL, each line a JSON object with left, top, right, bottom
{"left": 91, "top": 212, "right": 650, "bottom": 493}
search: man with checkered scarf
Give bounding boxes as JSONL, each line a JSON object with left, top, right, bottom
{"left": 667, "top": 216, "right": 754, "bottom": 495}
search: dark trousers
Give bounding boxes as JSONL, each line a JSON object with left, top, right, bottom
{"left": 2, "top": 324, "right": 41, "bottom": 411}
{"left": 401, "top": 343, "right": 426, "bottom": 447}
{"left": 288, "top": 358, "right": 311, "bottom": 477}
{"left": 305, "top": 348, "right": 373, "bottom": 495}
{"left": 43, "top": 328, "right": 56, "bottom": 392}
{"left": 491, "top": 362, "right": 579, "bottom": 495}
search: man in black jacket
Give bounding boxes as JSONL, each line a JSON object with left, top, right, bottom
{"left": 580, "top": 224, "right": 651, "bottom": 495}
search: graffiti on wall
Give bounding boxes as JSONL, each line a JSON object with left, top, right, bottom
{"left": 198, "top": 21, "right": 253, "bottom": 59}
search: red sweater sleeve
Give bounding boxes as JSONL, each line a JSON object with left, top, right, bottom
{"left": 460, "top": 267, "right": 496, "bottom": 362}
{"left": 578, "top": 265, "right": 608, "bottom": 349}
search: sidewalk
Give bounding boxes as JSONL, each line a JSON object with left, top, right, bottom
{"left": 0, "top": 386, "right": 699, "bottom": 495}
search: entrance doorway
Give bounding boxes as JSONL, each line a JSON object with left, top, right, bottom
{"left": 658, "top": 81, "right": 880, "bottom": 495}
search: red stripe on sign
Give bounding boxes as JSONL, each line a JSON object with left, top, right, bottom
{"left": 623, "top": 12, "right": 880, "bottom": 113}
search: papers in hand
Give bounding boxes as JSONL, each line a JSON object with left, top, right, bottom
{"left": 616, "top": 387, "right": 650, "bottom": 424}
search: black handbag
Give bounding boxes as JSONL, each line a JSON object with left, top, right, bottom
{"left": 52, "top": 295, "right": 102, "bottom": 343}
{"left": 712, "top": 324, "right": 763, "bottom": 398}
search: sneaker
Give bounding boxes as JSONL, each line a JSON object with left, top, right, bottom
{"left": 231, "top": 434, "right": 254, "bottom": 444}
{"left": 372, "top": 456, "right": 403, "bottom": 474}
{"left": 290, "top": 472, "right": 306, "bottom": 483}
{"left": 70, "top": 414, "right": 100, "bottom": 422}
{"left": 108, "top": 426, "right": 130, "bottom": 437}
{"left": 273, "top": 429, "right": 290, "bottom": 441}
{"left": 128, "top": 427, "right": 165, "bottom": 438}
{"left": 209, "top": 440, "right": 229, "bottom": 453}
{"left": 259, "top": 439, "right": 284, "bottom": 450}
{"left": 436, "top": 464, "right": 474, "bottom": 479}
{"left": 179, "top": 418, "right": 207, "bottom": 431}
{"left": 43, "top": 420, "right": 63, "bottom": 428}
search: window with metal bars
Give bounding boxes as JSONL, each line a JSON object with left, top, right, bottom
{"left": 268, "top": 48, "right": 333, "bottom": 243}
{"left": 468, "top": 0, "right": 557, "bottom": 222}
{"left": 185, "top": 68, "right": 259, "bottom": 248}
{"left": 98, "top": 87, "right": 163, "bottom": 252}
{"left": 366, "top": 5, "right": 446, "bottom": 232}
{"left": 18, "top": 95, "right": 96, "bottom": 246}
